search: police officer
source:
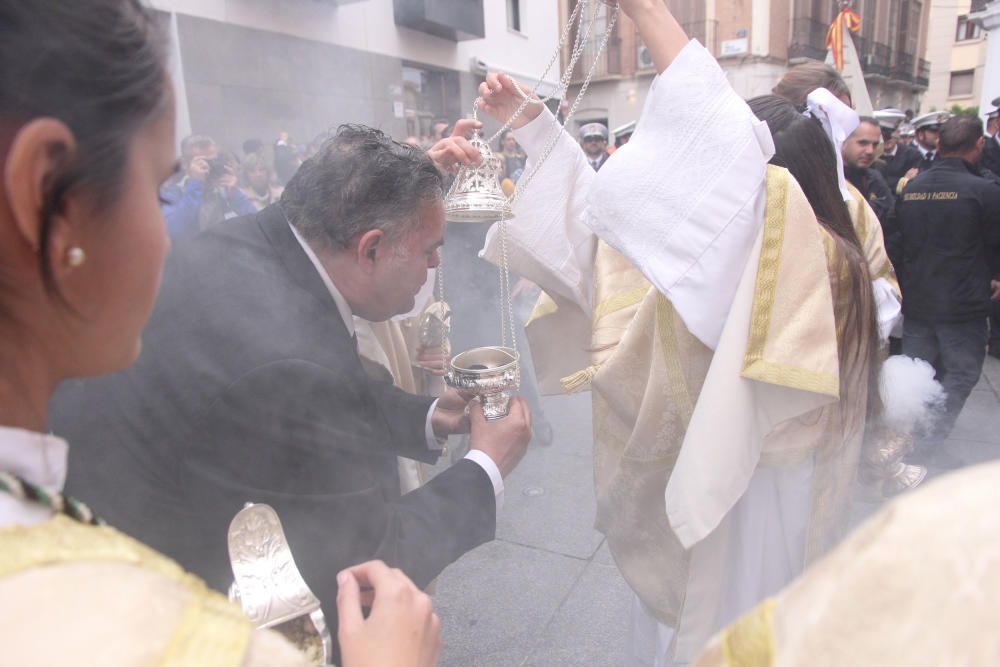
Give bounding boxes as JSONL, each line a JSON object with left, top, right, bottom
{"left": 872, "top": 108, "right": 905, "bottom": 181}
{"left": 579, "top": 122, "right": 610, "bottom": 171}
{"left": 892, "top": 111, "right": 953, "bottom": 194}
{"left": 979, "top": 106, "right": 1000, "bottom": 177}
{"left": 896, "top": 115, "right": 1000, "bottom": 468}
{"left": 843, "top": 116, "right": 894, "bottom": 225}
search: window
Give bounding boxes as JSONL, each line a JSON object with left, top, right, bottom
{"left": 401, "top": 65, "right": 460, "bottom": 139}
{"left": 507, "top": 0, "right": 521, "bottom": 32}
{"left": 949, "top": 70, "right": 975, "bottom": 97}
{"left": 956, "top": 15, "right": 982, "bottom": 41}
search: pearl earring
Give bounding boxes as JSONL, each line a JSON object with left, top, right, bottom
{"left": 67, "top": 247, "right": 86, "bottom": 268}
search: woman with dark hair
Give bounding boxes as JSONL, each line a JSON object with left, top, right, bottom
{"left": 773, "top": 61, "right": 852, "bottom": 108}
{"left": 462, "top": 1, "right": 886, "bottom": 663}
{"left": 0, "top": 2, "right": 438, "bottom": 665}
{"left": 774, "top": 62, "right": 902, "bottom": 343}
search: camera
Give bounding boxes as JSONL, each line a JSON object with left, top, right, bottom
{"left": 206, "top": 156, "right": 229, "bottom": 181}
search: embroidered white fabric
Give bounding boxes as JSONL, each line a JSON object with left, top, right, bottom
{"left": 484, "top": 40, "right": 775, "bottom": 350}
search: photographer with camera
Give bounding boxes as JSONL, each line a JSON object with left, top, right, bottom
{"left": 161, "top": 135, "right": 256, "bottom": 240}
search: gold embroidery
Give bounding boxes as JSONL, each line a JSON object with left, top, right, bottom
{"left": 0, "top": 516, "right": 252, "bottom": 667}
{"left": 744, "top": 359, "right": 839, "bottom": 397}
{"left": 848, "top": 183, "right": 870, "bottom": 246}
{"left": 594, "top": 287, "right": 649, "bottom": 323}
{"left": 742, "top": 166, "right": 838, "bottom": 398}
{"left": 743, "top": 166, "right": 787, "bottom": 369}
{"left": 528, "top": 292, "right": 559, "bottom": 323}
{"left": 162, "top": 584, "right": 254, "bottom": 667}
{"left": 657, "top": 295, "right": 695, "bottom": 427}
{"left": 721, "top": 598, "right": 777, "bottom": 667}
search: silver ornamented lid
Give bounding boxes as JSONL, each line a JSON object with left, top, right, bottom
{"left": 444, "top": 133, "right": 515, "bottom": 223}
{"left": 228, "top": 503, "right": 333, "bottom": 664}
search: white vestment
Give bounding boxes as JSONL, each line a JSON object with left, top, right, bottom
{"left": 481, "top": 40, "right": 891, "bottom": 664}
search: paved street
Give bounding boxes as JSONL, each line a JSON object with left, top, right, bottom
{"left": 430, "top": 357, "right": 1000, "bottom": 666}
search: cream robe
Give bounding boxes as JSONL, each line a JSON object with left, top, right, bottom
{"left": 0, "top": 516, "right": 309, "bottom": 667}
{"left": 481, "top": 40, "right": 880, "bottom": 662}
{"left": 355, "top": 312, "right": 444, "bottom": 495}
{"left": 694, "top": 462, "right": 1000, "bottom": 666}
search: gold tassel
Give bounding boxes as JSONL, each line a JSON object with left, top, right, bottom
{"left": 560, "top": 365, "right": 599, "bottom": 393}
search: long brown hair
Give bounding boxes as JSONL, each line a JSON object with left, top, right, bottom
{"left": 773, "top": 62, "right": 852, "bottom": 110}
{"left": 748, "top": 95, "right": 880, "bottom": 419}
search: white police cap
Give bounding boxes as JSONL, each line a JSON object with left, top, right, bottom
{"left": 911, "top": 111, "right": 952, "bottom": 130}
{"left": 579, "top": 122, "right": 609, "bottom": 140}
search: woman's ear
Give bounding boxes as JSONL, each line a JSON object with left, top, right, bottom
{"left": 3, "top": 118, "right": 76, "bottom": 253}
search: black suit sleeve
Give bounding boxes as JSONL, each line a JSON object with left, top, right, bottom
{"left": 184, "top": 359, "right": 496, "bottom": 609}
{"left": 365, "top": 373, "right": 442, "bottom": 464}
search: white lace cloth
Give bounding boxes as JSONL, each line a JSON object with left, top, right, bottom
{"left": 483, "top": 40, "right": 775, "bottom": 350}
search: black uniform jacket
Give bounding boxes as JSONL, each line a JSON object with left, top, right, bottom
{"left": 882, "top": 144, "right": 924, "bottom": 194}
{"left": 980, "top": 134, "right": 1000, "bottom": 177}
{"left": 897, "top": 158, "right": 1000, "bottom": 323}
{"left": 846, "top": 165, "right": 894, "bottom": 224}
{"left": 51, "top": 204, "right": 496, "bottom": 616}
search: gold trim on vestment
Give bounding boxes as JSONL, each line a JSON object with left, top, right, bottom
{"left": 657, "top": 294, "right": 696, "bottom": 427}
{"left": 594, "top": 287, "right": 649, "bottom": 322}
{"left": 529, "top": 293, "right": 560, "bottom": 322}
{"left": 742, "top": 166, "right": 838, "bottom": 397}
{"left": 847, "top": 183, "right": 869, "bottom": 244}
{"left": 0, "top": 516, "right": 252, "bottom": 667}
{"left": 721, "top": 598, "right": 776, "bottom": 667}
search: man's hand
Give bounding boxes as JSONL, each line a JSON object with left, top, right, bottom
{"left": 904, "top": 167, "right": 919, "bottom": 181}
{"left": 336, "top": 561, "right": 441, "bottom": 667}
{"left": 188, "top": 156, "right": 210, "bottom": 181}
{"left": 415, "top": 343, "right": 449, "bottom": 377}
{"left": 991, "top": 279, "right": 1000, "bottom": 301}
{"left": 431, "top": 387, "right": 475, "bottom": 437}
{"left": 477, "top": 72, "right": 543, "bottom": 130}
{"left": 469, "top": 397, "right": 532, "bottom": 478}
{"left": 427, "top": 118, "right": 484, "bottom": 173}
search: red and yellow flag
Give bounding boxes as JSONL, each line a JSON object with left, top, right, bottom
{"left": 826, "top": 7, "right": 861, "bottom": 71}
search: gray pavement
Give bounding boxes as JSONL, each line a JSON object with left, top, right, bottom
{"left": 430, "top": 357, "right": 1000, "bottom": 666}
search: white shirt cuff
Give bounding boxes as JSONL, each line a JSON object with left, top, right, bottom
{"left": 463, "top": 449, "right": 505, "bottom": 511}
{"left": 424, "top": 399, "right": 445, "bottom": 450}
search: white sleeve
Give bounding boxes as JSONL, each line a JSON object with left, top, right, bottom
{"left": 480, "top": 107, "right": 598, "bottom": 314}
{"left": 873, "top": 277, "right": 902, "bottom": 343}
{"left": 583, "top": 40, "right": 776, "bottom": 349}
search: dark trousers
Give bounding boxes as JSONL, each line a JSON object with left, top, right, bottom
{"left": 902, "top": 316, "right": 988, "bottom": 445}
{"left": 990, "top": 299, "right": 1000, "bottom": 345}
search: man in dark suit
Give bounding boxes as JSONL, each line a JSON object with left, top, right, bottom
{"left": 843, "top": 117, "right": 895, "bottom": 225}
{"left": 979, "top": 109, "right": 1000, "bottom": 177}
{"left": 51, "top": 125, "right": 532, "bottom": 626}
{"left": 896, "top": 115, "right": 1000, "bottom": 468}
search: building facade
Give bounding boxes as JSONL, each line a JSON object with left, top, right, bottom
{"left": 563, "top": 0, "right": 932, "bottom": 138}
{"left": 971, "top": 0, "right": 1000, "bottom": 121}
{"left": 921, "top": 0, "right": 989, "bottom": 114}
{"left": 151, "top": 0, "right": 560, "bottom": 155}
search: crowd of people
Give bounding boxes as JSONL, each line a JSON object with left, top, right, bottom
{"left": 3, "top": 1, "right": 1000, "bottom": 666}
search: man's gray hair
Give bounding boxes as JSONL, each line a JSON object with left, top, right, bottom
{"left": 280, "top": 124, "right": 444, "bottom": 249}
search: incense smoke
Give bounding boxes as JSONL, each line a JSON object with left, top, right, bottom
{"left": 879, "top": 355, "right": 946, "bottom": 435}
